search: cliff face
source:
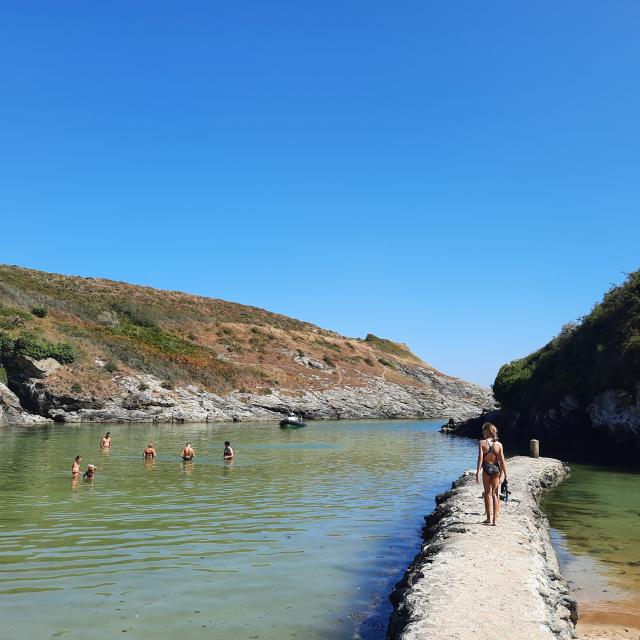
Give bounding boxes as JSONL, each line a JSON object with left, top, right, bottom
{"left": 455, "top": 271, "right": 640, "bottom": 456}
{"left": 0, "top": 265, "right": 493, "bottom": 424}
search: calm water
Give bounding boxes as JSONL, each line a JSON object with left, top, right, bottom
{"left": 0, "top": 420, "right": 475, "bottom": 640}
{"left": 542, "top": 463, "right": 640, "bottom": 627}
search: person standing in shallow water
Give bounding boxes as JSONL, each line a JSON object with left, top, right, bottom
{"left": 143, "top": 443, "right": 156, "bottom": 459}
{"left": 72, "top": 455, "right": 81, "bottom": 476}
{"left": 100, "top": 432, "right": 111, "bottom": 448}
{"left": 83, "top": 464, "right": 97, "bottom": 480}
{"left": 223, "top": 441, "right": 234, "bottom": 460}
{"left": 181, "top": 443, "right": 195, "bottom": 461}
{"left": 476, "top": 422, "right": 508, "bottom": 526}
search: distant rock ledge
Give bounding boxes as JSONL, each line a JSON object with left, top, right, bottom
{"left": 388, "top": 456, "right": 576, "bottom": 640}
{"left": 1, "top": 355, "right": 494, "bottom": 425}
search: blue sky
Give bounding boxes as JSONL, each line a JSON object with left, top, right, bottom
{"left": 1, "top": 2, "right": 639, "bottom": 386}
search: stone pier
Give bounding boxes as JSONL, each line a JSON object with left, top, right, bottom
{"left": 388, "top": 456, "right": 577, "bottom": 640}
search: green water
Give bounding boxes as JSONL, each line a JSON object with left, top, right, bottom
{"left": 0, "top": 420, "right": 475, "bottom": 640}
{"left": 542, "top": 462, "right": 640, "bottom": 621}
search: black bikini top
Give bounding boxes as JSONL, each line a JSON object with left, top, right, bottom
{"left": 483, "top": 438, "right": 499, "bottom": 464}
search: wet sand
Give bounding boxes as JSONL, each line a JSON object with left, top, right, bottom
{"left": 579, "top": 622, "right": 640, "bottom": 640}
{"left": 577, "top": 593, "right": 640, "bottom": 639}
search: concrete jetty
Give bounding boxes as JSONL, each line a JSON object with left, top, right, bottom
{"left": 388, "top": 456, "right": 577, "bottom": 640}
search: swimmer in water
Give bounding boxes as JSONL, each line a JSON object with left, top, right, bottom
{"left": 223, "top": 441, "right": 234, "bottom": 460}
{"left": 83, "top": 464, "right": 97, "bottom": 480}
{"left": 181, "top": 443, "right": 195, "bottom": 461}
{"left": 100, "top": 432, "right": 111, "bottom": 448}
{"left": 72, "top": 455, "right": 81, "bottom": 476}
{"left": 143, "top": 442, "right": 156, "bottom": 459}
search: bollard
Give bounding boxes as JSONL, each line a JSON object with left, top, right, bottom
{"left": 530, "top": 439, "right": 540, "bottom": 458}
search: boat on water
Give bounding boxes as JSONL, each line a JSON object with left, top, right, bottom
{"left": 279, "top": 413, "right": 307, "bottom": 429}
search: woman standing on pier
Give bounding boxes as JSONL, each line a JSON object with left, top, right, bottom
{"left": 476, "top": 422, "right": 508, "bottom": 526}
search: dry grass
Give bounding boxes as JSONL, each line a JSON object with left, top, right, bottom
{"left": 0, "top": 264, "right": 439, "bottom": 398}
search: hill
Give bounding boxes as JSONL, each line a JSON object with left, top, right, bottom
{"left": 0, "top": 265, "right": 493, "bottom": 424}
{"left": 451, "top": 270, "right": 640, "bottom": 456}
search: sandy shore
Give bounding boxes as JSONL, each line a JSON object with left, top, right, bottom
{"left": 579, "top": 623, "right": 640, "bottom": 640}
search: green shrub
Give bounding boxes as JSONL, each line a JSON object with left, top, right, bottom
{"left": 493, "top": 270, "right": 640, "bottom": 408}
{"left": 322, "top": 354, "right": 336, "bottom": 368}
{"left": 365, "top": 334, "right": 415, "bottom": 359}
{"left": 0, "top": 366, "right": 7, "bottom": 385}
{"left": 0, "top": 316, "right": 26, "bottom": 329}
{"left": 161, "top": 380, "right": 174, "bottom": 390}
{"left": 10, "top": 332, "right": 76, "bottom": 364}
{"left": 138, "top": 382, "right": 149, "bottom": 391}
{"left": 113, "top": 321, "right": 199, "bottom": 357}
{"left": 0, "top": 332, "right": 13, "bottom": 357}
{"left": 70, "top": 382, "right": 82, "bottom": 393}
{"left": 364, "top": 357, "right": 375, "bottom": 366}
{"left": 316, "top": 337, "right": 341, "bottom": 352}
{"left": 104, "top": 360, "right": 119, "bottom": 373}
{"left": 0, "top": 306, "right": 30, "bottom": 320}
{"left": 378, "top": 357, "right": 396, "bottom": 369}
{"left": 111, "top": 301, "right": 157, "bottom": 328}
{"left": 31, "top": 306, "right": 48, "bottom": 318}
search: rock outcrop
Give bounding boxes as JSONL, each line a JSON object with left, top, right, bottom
{"left": 0, "top": 264, "right": 495, "bottom": 426}
{"left": 0, "top": 383, "right": 50, "bottom": 426}
{"left": 443, "top": 392, "right": 639, "bottom": 460}
{"left": 388, "top": 457, "right": 576, "bottom": 640}
{"left": 8, "top": 367, "right": 493, "bottom": 424}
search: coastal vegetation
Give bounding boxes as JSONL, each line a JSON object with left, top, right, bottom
{"left": 0, "top": 331, "right": 76, "bottom": 364}
{"left": 0, "top": 265, "right": 438, "bottom": 400}
{"left": 494, "top": 270, "right": 640, "bottom": 409}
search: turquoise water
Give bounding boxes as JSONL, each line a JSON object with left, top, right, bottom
{"left": 0, "top": 420, "right": 475, "bottom": 639}
{"left": 543, "top": 462, "right": 640, "bottom": 626}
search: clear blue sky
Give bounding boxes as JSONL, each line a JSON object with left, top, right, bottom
{"left": 1, "top": 2, "right": 639, "bottom": 386}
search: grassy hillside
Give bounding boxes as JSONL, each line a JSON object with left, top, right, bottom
{"left": 494, "top": 270, "right": 640, "bottom": 408}
{"left": 0, "top": 265, "right": 434, "bottom": 398}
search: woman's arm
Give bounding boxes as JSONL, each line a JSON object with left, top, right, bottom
{"left": 476, "top": 441, "right": 483, "bottom": 484}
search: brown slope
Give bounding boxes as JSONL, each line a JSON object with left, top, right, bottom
{"left": 0, "top": 264, "right": 441, "bottom": 400}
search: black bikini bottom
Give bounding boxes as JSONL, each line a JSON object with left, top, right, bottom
{"left": 482, "top": 462, "right": 500, "bottom": 476}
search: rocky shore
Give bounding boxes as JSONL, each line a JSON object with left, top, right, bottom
{"left": 1, "top": 354, "right": 493, "bottom": 425}
{"left": 388, "top": 456, "right": 577, "bottom": 640}
{"left": 442, "top": 403, "right": 639, "bottom": 460}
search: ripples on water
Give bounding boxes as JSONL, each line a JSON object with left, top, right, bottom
{"left": 0, "top": 420, "right": 475, "bottom": 639}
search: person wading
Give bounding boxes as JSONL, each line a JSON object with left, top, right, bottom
{"left": 475, "top": 422, "right": 508, "bottom": 526}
